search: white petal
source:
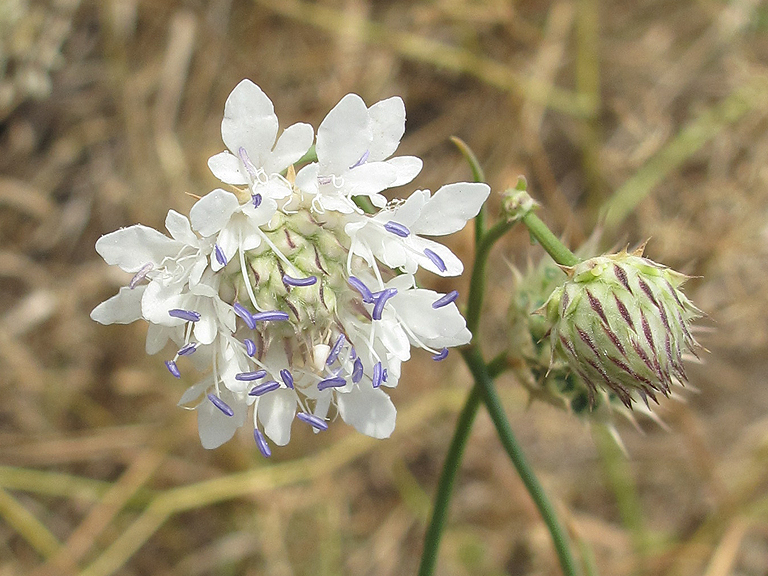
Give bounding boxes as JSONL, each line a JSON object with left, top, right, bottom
{"left": 411, "top": 182, "right": 491, "bottom": 236}
{"left": 377, "top": 317, "right": 411, "bottom": 361}
{"left": 178, "top": 380, "right": 209, "bottom": 406}
{"left": 141, "top": 280, "right": 184, "bottom": 326}
{"left": 337, "top": 385, "right": 396, "bottom": 439}
{"left": 263, "top": 122, "right": 314, "bottom": 174}
{"left": 258, "top": 389, "right": 297, "bottom": 446}
{"left": 343, "top": 162, "right": 397, "bottom": 196}
{"left": 386, "top": 156, "right": 423, "bottom": 187}
{"left": 412, "top": 237, "right": 463, "bottom": 276}
{"left": 145, "top": 322, "right": 172, "bottom": 355}
{"left": 294, "top": 163, "right": 319, "bottom": 195}
{"left": 316, "top": 93, "right": 371, "bottom": 175}
{"left": 394, "top": 289, "right": 472, "bottom": 348}
{"left": 189, "top": 189, "right": 240, "bottom": 237}
{"left": 367, "top": 96, "right": 406, "bottom": 161}
{"left": 208, "top": 152, "right": 248, "bottom": 185}
{"left": 197, "top": 390, "right": 246, "bottom": 449}
{"left": 221, "top": 80, "right": 279, "bottom": 167}
{"left": 389, "top": 189, "right": 430, "bottom": 227}
{"left": 165, "top": 210, "right": 197, "bottom": 245}
{"left": 95, "top": 225, "right": 179, "bottom": 272}
{"left": 90, "top": 286, "right": 145, "bottom": 325}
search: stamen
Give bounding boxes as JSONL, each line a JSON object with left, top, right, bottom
{"left": 238, "top": 146, "right": 258, "bottom": 177}
{"left": 348, "top": 276, "right": 374, "bottom": 303}
{"left": 214, "top": 244, "right": 227, "bottom": 266}
{"left": 177, "top": 343, "right": 197, "bottom": 356}
{"left": 244, "top": 338, "right": 257, "bottom": 357}
{"left": 252, "top": 310, "right": 290, "bottom": 322}
{"left": 252, "top": 193, "right": 262, "bottom": 208}
{"left": 280, "top": 369, "right": 294, "bottom": 389}
{"left": 129, "top": 263, "right": 153, "bottom": 289}
{"left": 352, "top": 358, "right": 364, "bottom": 383}
{"left": 207, "top": 393, "right": 234, "bottom": 417}
{"left": 254, "top": 429, "right": 271, "bottom": 458}
{"left": 168, "top": 309, "right": 201, "bottom": 322}
{"left": 349, "top": 149, "right": 370, "bottom": 169}
{"left": 349, "top": 347, "right": 357, "bottom": 360}
{"left": 423, "top": 248, "right": 447, "bottom": 272}
{"left": 384, "top": 221, "right": 410, "bottom": 238}
{"left": 372, "top": 362, "right": 383, "bottom": 388}
{"left": 432, "top": 290, "right": 459, "bottom": 309}
{"left": 233, "top": 303, "right": 257, "bottom": 329}
{"left": 382, "top": 368, "right": 388, "bottom": 382}
{"left": 318, "top": 376, "right": 346, "bottom": 391}
{"left": 432, "top": 348, "right": 449, "bottom": 361}
{"left": 248, "top": 380, "right": 281, "bottom": 396}
{"left": 235, "top": 370, "right": 267, "bottom": 381}
{"left": 283, "top": 274, "right": 318, "bottom": 287}
{"left": 372, "top": 288, "right": 398, "bottom": 321}
{"left": 165, "top": 360, "right": 181, "bottom": 378}
{"left": 326, "top": 334, "right": 346, "bottom": 365}
{"left": 297, "top": 412, "right": 328, "bottom": 431}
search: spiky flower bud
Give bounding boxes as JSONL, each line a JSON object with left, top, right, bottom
{"left": 543, "top": 245, "right": 701, "bottom": 408}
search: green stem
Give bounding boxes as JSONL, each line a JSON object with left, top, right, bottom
{"left": 521, "top": 211, "right": 579, "bottom": 267}
{"left": 417, "top": 386, "right": 482, "bottom": 576}
{"left": 462, "top": 346, "right": 581, "bottom": 576}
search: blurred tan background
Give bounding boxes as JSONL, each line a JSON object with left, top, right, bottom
{"left": 2, "top": 0, "right": 768, "bottom": 574}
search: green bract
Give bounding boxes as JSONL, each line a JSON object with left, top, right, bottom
{"left": 543, "top": 247, "right": 701, "bottom": 408}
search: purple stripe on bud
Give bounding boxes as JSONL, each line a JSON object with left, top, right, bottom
{"left": 372, "top": 288, "right": 397, "bottom": 321}
{"left": 372, "top": 362, "right": 383, "bottom": 388}
{"left": 423, "top": 248, "right": 447, "bottom": 272}
{"left": 129, "top": 262, "right": 153, "bottom": 289}
{"left": 318, "top": 376, "right": 346, "bottom": 391}
{"left": 432, "top": 348, "right": 449, "bottom": 361}
{"left": 177, "top": 344, "right": 197, "bottom": 356}
{"left": 169, "top": 309, "right": 201, "bottom": 322}
{"left": 252, "top": 193, "right": 262, "bottom": 208}
{"left": 214, "top": 244, "right": 227, "bottom": 266}
{"left": 349, "top": 149, "right": 370, "bottom": 169}
{"left": 248, "top": 380, "right": 281, "bottom": 396}
{"left": 348, "top": 276, "right": 374, "bottom": 303}
{"left": 236, "top": 370, "right": 267, "bottom": 381}
{"left": 252, "top": 310, "right": 290, "bottom": 322}
{"left": 297, "top": 412, "right": 328, "bottom": 431}
{"left": 207, "top": 393, "right": 234, "bottom": 417}
{"left": 165, "top": 360, "right": 181, "bottom": 378}
{"left": 384, "top": 221, "right": 410, "bottom": 238}
{"left": 432, "top": 290, "right": 459, "bottom": 309}
{"left": 254, "top": 429, "right": 271, "bottom": 457}
{"left": 352, "top": 358, "right": 364, "bottom": 383}
{"left": 238, "top": 147, "right": 258, "bottom": 177}
{"left": 326, "top": 334, "right": 346, "bottom": 365}
{"left": 233, "top": 303, "right": 257, "bottom": 329}
{"left": 280, "top": 369, "right": 294, "bottom": 389}
{"left": 244, "top": 338, "right": 257, "bottom": 357}
{"left": 283, "top": 274, "right": 317, "bottom": 287}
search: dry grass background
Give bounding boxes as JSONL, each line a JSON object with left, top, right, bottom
{"left": 1, "top": 0, "right": 768, "bottom": 574}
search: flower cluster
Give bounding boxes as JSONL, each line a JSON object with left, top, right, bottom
{"left": 91, "top": 80, "right": 489, "bottom": 453}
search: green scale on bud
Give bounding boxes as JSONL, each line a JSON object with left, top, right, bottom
{"left": 542, "top": 245, "right": 702, "bottom": 409}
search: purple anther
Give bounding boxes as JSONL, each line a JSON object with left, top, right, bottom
{"left": 248, "top": 380, "right": 281, "bottom": 396}
{"left": 326, "top": 334, "right": 346, "bottom": 365}
{"left": 349, "top": 149, "right": 370, "bottom": 169}
{"left": 352, "top": 358, "right": 364, "bottom": 383}
{"left": 432, "top": 290, "right": 459, "bottom": 309}
{"left": 252, "top": 310, "right": 290, "bottom": 322}
{"left": 254, "top": 429, "right": 271, "bottom": 458}
{"left": 297, "top": 412, "right": 328, "bottom": 431}
{"left": 348, "top": 276, "right": 374, "bottom": 303}
{"left": 382, "top": 369, "right": 388, "bottom": 382}
{"left": 372, "top": 362, "right": 383, "bottom": 388}
{"left": 214, "top": 244, "right": 227, "bottom": 266}
{"left": 233, "top": 303, "right": 257, "bottom": 330}
{"left": 280, "top": 369, "right": 294, "bottom": 389}
{"left": 177, "top": 343, "right": 197, "bottom": 356}
{"left": 244, "top": 338, "right": 257, "bottom": 357}
{"left": 283, "top": 274, "right": 318, "bottom": 287}
{"left": 372, "top": 288, "right": 398, "bottom": 321}
{"left": 318, "top": 176, "right": 332, "bottom": 185}
{"left": 384, "top": 221, "right": 410, "bottom": 238}
{"left": 252, "top": 193, "right": 262, "bottom": 208}
{"left": 432, "top": 348, "right": 449, "bottom": 361}
{"left": 238, "top": 146, "right": 258, "bottom": 177}
{"left": 129, "top": 263, "right": 153, "bottom": 289}
{"left": 165, "top": 360, "right": 181, "bottom": 378}
{"left": 207, "top": 393, "right": 234, "bottom": 417}
{"left": 423, "top": 248, "right": 447, "bottom": 273}
{"left": 169, "top": 309, "right": 201, "bottom": 322}
{"left": 235, "top": 370, "right": 267, "bottom": 381}
{"left": 349, "top": 347, "right": 357, "bottom": 360}
{"left": 318, "top": 376, "right": 346, "bottom": 391}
